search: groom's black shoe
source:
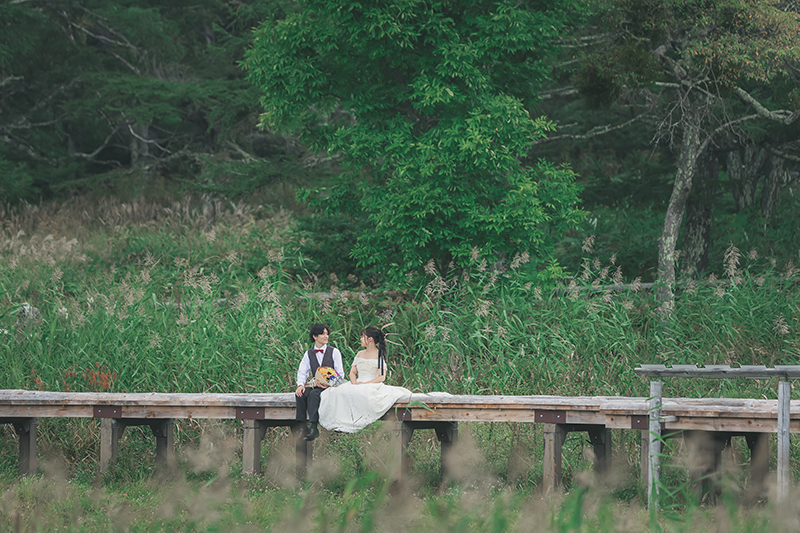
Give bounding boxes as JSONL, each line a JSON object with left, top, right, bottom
{"left": 304, "top": 422, "right": 319, "bottom": 441}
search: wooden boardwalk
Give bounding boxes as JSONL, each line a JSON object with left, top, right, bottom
{"left": 0, "top": 390, "right": 797, "bottom": 493}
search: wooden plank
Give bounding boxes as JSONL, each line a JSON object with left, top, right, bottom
{"left": 0, "top": 392, "right": 297, "bottom": 408}
{"left": 635, "top": 365, "right": 800, "bottom": 379}
{"left": 0, "top": 406, "right": 95, "bottom": 418}
{"left": 120, "top": 406, "right": 294, "bottom": 420}
{"left": 605, "top": 415, "right": 637, "bottom": 429}
{"left": 565, "top": 411, "right": 606, "bottom": 425}
{"left": 391, "top": 408, "right": 538, "bottom": 423}
{"left": 663, "top": 417, "right": 800, "bottom": 433}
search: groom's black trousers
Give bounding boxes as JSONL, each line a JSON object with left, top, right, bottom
{"left": 296, "top": 386, "right": 324, "bottom": 422}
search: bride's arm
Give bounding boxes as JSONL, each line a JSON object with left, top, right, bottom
{"left": 349, "top": 363, "right": 358, "bottom": 384}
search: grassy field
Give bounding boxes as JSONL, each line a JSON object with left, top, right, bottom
{"left": 1, "top": 196, "right": 799, "bottom": 531}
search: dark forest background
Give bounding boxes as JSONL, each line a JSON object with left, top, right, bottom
{"left": 2, "top": 0, "right": 799, "bottom": 287}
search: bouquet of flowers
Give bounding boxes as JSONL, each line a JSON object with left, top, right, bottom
{"left": 311, "top": 366, "right": 345, "bottom": 388}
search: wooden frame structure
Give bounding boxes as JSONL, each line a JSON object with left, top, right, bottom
{"left": 635, "top": 364, "right": 800, "bottom": 508}
{"left": 0, "top": 389, "right": 797, "bottom": 495}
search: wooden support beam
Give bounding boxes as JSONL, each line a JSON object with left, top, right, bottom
{"left": 434, "top": 422, "right": 458, "bottom": 479}
{"left": 99, "top": 418, "right": 174, "bottom": 473}
{"left": 149, "top": 419, "right": 174, "bottom": 467}
{"left": 293, "top": 423, "right": 311, "bottom": 479}
{"left": 648, "top": 380, "right": 663, "bottom": 510}
{"left": 99, "top": 418, "right": 125, "bottom": 472}
{"left": 542, "top": 423, "right": 568, "bottom": 492}
{"left": 745, "top": 433, "right": 769, "bottom": 500}
{"left": 684, "top": 430, "right": 729, "bottom": 503}
{"left": 15, "top": 419, "right": 37, "bottom": 476}
{"left": 777, "top": 380, "right": 791, "bottom": 501}
{"left": 587, "top": 425, "right": 612, "bottom": 475}
{"left": 388, "top": 421, "right": 457, "bottom": 481}
{"left": 241, "top": 420, "right": 298, "bottom": 475}
{"left": 242, "top": 420, "right": 268, "bottom": 474}
{"left": 391, "top": 422, "right": 414, "bottom": 480}
{"left": 0, "top": 418, "right": 38, "bottom": 476}
{"left": 640, "top": 429, "right": 649, "bottom": 487}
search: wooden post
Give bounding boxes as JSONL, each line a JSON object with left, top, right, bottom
{"left": 542, "top": 423, "right": 567, "bottom": 492}
{"left": 640, "top": 429, "right": 649, "bottom": 487}
{"left": 100, "top": 418, "right": 173, "bottom": 473}
{"left": 648, "top": 380, "right": 662, "bottom": 510}
{"left": 100, "top": 418, "right": 126, "bottom": 473}
{"left": 387, "top": 420, "right": 403, "bottom": 481}
{"left": 149, "top": 419, "right": 174, "bottom": 467}
{"left": 684, "top": 430, "right": 728, "bottom": 503}
{"left": 242, "top": 420, "right": 268, "bottom": 474}
{"left": 777, "top": 380, "right": 791, "bottom": 501}
{"left": 293, "top": 423, "right": 311, "bottom": 479}
{"left": 388, "top": 422, "right": 414, "bottom": 481}
{"left": 434, "top": 422, "right": 458, "bottom": 479}
{"left": 12, "top": 418, "right": 37, "bottom": 476}
{"left": 745, "top": 433, "right": 769, "bottom": 499}
{"left": 587, "top": 425, "right": 612, "bottom": 475}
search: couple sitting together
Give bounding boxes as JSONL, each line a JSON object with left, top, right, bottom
{"left": 295, "top": 322, "right": 412, "bottom": 441}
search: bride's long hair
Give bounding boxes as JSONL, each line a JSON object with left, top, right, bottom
{"left": 362, "top": 326, "right": 386, "bottom": 375}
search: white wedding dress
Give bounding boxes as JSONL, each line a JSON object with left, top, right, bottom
{"left": 318, "top": 356, "right": 412, "bottom": 433}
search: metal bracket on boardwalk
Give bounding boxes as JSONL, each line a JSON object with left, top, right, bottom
{"left": 634, "top": 364, "right": 800, "bottom": 510}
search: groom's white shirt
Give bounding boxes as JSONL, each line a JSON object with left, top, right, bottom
{"left": 296, "top": 344, "right": 344, "bottom": 387}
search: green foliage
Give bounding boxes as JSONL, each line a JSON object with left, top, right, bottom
{"left": 0, "top": 158, "right": 38, "bottom": 203}
{"left": 245, "top": 0, "right": 586, "bottom": 277}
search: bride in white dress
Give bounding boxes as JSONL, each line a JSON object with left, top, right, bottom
{"left": 319, "top": 326, "right": 411, "bottom": 433}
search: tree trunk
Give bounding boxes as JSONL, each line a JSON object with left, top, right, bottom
{"left": 761, "top": 155, "right": 785, "bottom": 219}
{"left": 681, "top": 151, "right": 719, "bottom": 278}
{"left": 727, "top": 145, "right": 767, "bottom": 212}
{"left": 130, "top": 122, "right": 151, "bottom": 169}
{"left": 203, "top": 191, "right": 217, "bottom": 227}
{"left": 657, "top": 107, "right": 704, "bottom": 314}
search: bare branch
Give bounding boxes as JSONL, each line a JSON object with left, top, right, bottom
{"left": 4, "top": 118, "right": 65, "bottom": 130}
{"left": 0, "top": 76, "right": 23, "bottom": 88}
{"left": 699, "top": 114, "right": 762, "bottom": 153}
{"left": 764, "top": 142, "right": 800, "bottom": 163}
{"left": 127, "top": 123, "right": 171, "bottom": 154}
{"left": 735, "top": 87, "right": 800, "bottom": 126}
{"left": 538, "top": 87, "right": 579, "bottom": 100}
{"left": 78, "top": 6, "right": 140, "bottom": 51}
{"left": 0, "top": 135, "right": 58, "bottom": 165}
{"left": 11, "top": 80, "right": 78, "bottom": 129}
{"left": 558, "top": 33, "right": 612, "bottom": 48}
{"left": 531, "top": 113, "right": 648, "bottom": 145}
{"left": 226, "top": 141, "right": 259, "bottom": 162}
{"left": 109, "top": 51, "right": 141, "bottom": 75}
{"left": 68, "top": 21, "right": 138, "bottom": 51}
{"left": 72, "top": 126, "right": 122, "bottom": 160}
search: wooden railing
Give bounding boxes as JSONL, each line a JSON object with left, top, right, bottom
{"left": 0, "top": 390, "right": 797, "bottom": 495}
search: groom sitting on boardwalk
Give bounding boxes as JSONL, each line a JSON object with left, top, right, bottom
{"left": 294, "top": 323, "right": 344, "bottom": 441}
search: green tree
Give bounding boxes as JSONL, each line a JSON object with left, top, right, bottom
{"left": 540, "top": 0, "right": 800, "bottom": 309}
{"left": 245, "top": 0, "right": 585, "bottom": 277}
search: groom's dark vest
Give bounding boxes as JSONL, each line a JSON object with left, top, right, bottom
{"left": 307, "top": 346, "right": 334, "bottom": 378}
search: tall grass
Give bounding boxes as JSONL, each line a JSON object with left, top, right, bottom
{"left": 1, "top": 196, "right": 799, "bottom": 530}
